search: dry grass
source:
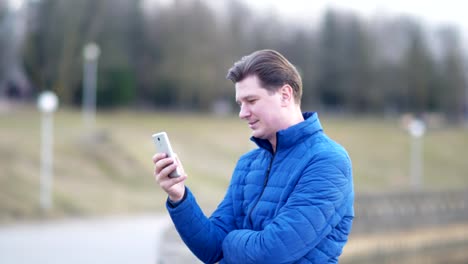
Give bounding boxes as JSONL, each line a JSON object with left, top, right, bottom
{"left": 1, "top": 106, "right": 467, "bottom": 223}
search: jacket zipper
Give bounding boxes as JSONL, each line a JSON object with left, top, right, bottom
{"left": 248, "top": 152, "right": 275, "bottom": 227}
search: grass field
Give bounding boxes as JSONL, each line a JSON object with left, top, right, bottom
{"left": 1, "top": 106, "right": 467, "bottom": 224}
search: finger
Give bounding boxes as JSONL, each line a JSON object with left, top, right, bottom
{"left": 155, "top": 163, "right": 178, "bottom": 182}
{"left": 154, "top": 157, "right": 175, "bottom": 174}
{"left": 152, "top": 153, "right": 167, "bottom": 163}
{"left": 170, "top": 174, "right": 187, "bottom": 185}
{"left": 160, "top": 174, "right": 187, "bottom": 190}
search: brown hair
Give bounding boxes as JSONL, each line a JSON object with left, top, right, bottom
{"left": 226, "top": 49, "right": 302, "bottom": 104}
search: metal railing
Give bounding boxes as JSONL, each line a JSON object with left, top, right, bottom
{"left": 352, "top": 188, "right": 468, "bottom": 234}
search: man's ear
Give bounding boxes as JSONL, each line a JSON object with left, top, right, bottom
{"left": 279, "top": 84, "right": 293, "bottom": 106}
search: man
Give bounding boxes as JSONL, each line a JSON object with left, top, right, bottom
{"left": 153, "top": 49, "right": 354, "bottom": 263}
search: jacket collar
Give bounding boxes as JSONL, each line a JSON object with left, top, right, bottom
{"left": 251, "top": 112, "right": 323, "bottom": 153}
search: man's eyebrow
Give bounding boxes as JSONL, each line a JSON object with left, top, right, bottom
{"left": 236, "top": 95, "right": 257, "bottom": 102}
{"left": 236, "top": 95, "right": 255, "bottom": 104}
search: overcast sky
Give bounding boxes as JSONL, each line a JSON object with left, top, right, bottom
{"left": 9, "top": 0, "right": 468, "bottom": 38}
{"left": 10, "top": 0, "right": 467, "bottom": 29}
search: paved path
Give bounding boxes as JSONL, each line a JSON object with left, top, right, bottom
{"left": 159, "top": 225, "right": 202, "bottom": 264}
{"left": 0, "top": 214, "right": 171, "bottom": 264}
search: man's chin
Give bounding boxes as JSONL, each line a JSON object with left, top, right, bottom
{"left": 251, "top": 130, "right": 264, "bottom": 139}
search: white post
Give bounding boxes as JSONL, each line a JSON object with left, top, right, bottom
{"left": 82, "top": 42, "right": 101, "bottom": 134}
{"left": 37, "top": 91, "right": 59, "bottom": 210}
{"left": 408, "top": 119, "right": 426, "bottom": 190}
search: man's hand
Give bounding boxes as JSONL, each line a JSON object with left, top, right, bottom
{"left": 153, "top": 153, "right": 187, "bottom": 202}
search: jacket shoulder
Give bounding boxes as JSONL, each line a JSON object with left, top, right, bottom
{"left": 238, "top": 148, "right": 263, "bottom": 165}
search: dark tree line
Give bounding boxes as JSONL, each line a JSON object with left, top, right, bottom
{"left": 11, "top": 0, "right": 468, "bottom": 120}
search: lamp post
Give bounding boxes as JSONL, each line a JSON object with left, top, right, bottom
{"left": 408, "top": 119, "right": 426, "bottom": 190}
{"left": 37, "top": 91, "right": 59, "bottom": 210}
{"left": 82, "top": 42, "right": 101, "bottom": 135}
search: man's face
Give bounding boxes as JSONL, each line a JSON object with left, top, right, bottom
{"left": 235, "top": 75, "right": 283, "bottom": 142}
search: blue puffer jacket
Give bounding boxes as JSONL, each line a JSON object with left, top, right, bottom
{"left": 167, "top": 112, "right": 354, "bottom": 263}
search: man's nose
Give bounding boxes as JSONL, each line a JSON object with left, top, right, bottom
{"left": 239, "top": 104, "right": 250, "bottom": 119}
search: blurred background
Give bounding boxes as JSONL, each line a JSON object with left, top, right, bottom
{"left": 0, "top": 0, "right": 467, "bottom": 263}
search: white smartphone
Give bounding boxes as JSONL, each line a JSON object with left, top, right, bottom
{"left": 152, "top": 132, "right": 182, "bottom": 178}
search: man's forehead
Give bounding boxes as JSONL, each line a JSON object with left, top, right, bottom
{"left": 235, "top": 85, "right": 263, "bottom": 100}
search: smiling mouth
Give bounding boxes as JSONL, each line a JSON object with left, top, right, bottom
{"left": 248, "top": 120, "right": 258, "bottom": 127}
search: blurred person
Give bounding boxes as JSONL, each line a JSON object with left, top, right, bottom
{"left": 152, "top": 49, "right": 354, "bottom": 264}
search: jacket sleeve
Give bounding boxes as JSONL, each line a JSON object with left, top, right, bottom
{"left": 167, "top": 185, "right": 236, "bottom": 264}
{"left": 221, "top": 152, "right": 353, "bottom": 264}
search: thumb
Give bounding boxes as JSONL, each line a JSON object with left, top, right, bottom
{"left": 173, "top": 153, "right": 185, "bottom": 173}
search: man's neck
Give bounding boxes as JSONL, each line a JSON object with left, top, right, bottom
{"left": 270, "top": 107, "right": 304, "bottom": 152}
{"left": 285, "top": 107, "right": 305, "bottom": 128}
